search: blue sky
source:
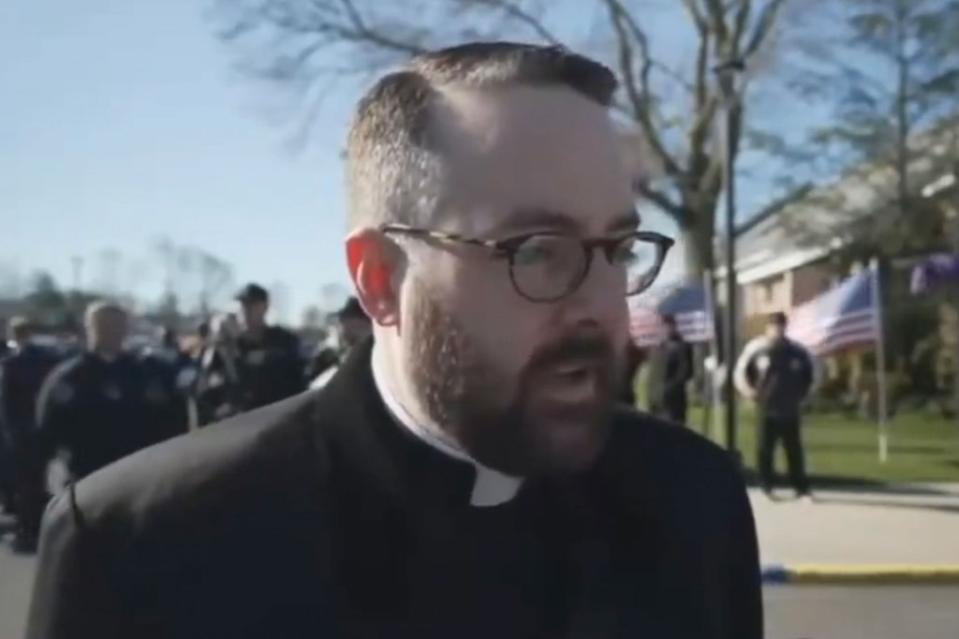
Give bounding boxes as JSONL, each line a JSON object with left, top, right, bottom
{"left": 0, "top": 1, "right": 821, "bottom": 323}
{"left": 1, "top": 0, "right": 359, "bottom": 322}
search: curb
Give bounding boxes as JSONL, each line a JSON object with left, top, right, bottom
{"left": 762, "top": 564, "right": 959, "bottom": 585}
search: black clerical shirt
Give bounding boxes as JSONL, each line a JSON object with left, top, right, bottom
{"left": 26, "top": 340, "right": 762, "bottom": 639}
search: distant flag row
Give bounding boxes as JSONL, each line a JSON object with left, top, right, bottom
{"left": 786, "top": 269, "right": 880, "bottom": 356}
{"left": 630, "top": 284, "right": 715, "bottom": 347}
{"left": 630, "top": 269, "right": 884, "bottom": 357}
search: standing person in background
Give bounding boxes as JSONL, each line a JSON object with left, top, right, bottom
{"left": 35, "top": 303, "right": 185, "bottom": 493}
{"left": 139, "top": 326, "right": 193, "bottom": 436}
{"left": 735, "top": 312, "right": 815, "bottom": 501}
{"left": 309, "top": 297, "right": 373, "bottom": 389}
{"left": 196, "top": 284, "right": 305, "bottom": 422}
{"left": 194, "top": 313, "right": 242, "bottom": 424}
{"left": 617, "top": 340, "right": 643, "bottom": 407}
{"left": 646, "top": 315, "right": 693, "bottom": 425}
{"left": 0, "top": 318, "right": 60, "bottom": 551}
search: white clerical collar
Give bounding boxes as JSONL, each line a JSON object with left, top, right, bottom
{"left": 371, "top": 344, "right": 524, "bottom": 507}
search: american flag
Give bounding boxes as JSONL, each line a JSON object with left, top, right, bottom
{"left": 630, "top": 285, "right": 715, "bottom": 347}
{"left": 787, "top": 269, "right": 879, "bottom": 355}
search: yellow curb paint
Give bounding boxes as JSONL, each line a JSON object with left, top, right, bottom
{"left": 788, "top": 565, "right": 959, "bottom": 584}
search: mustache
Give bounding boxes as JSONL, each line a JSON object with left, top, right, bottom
{"left": 527, "top": 331, "right": 618, "bottom": 371}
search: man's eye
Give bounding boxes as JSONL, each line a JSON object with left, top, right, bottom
{"left": 513, "top": 239, "right": 561, "bottom": 265}
{"left": 611, "top": 241, "right": 638, "bottom": 265}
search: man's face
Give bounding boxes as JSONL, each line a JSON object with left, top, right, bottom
{"left": 88, "top": 310, "right": 128, "bottom": 353}
{"left": 398, "top": 85, "right": 635, "bottom": 476}
{"left": 767, "top": 321, "right": 787, "bottom": 340}
{"left": 240, "top": 300, "right": 268, "bottom": 331}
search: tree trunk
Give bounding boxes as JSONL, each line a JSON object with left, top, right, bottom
{"left": 679, "top": 217, "right": 714, "bottom": 284}
{"left": 894, "top": 1, "right": 911, "bottom": 216}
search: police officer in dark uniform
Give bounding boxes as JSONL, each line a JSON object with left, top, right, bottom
{"left": 735, "top": 312, "right": 815, "bottom": 500}
{"left": 196, "top": 284, "right": 305, "bottom": 423}
{"left": 35, "top": 302, "right": 185, "bottom": 492}
{"left": 646, "top": 315, "right": 694, "bottom": 425}
{"left": 0, "top": 318, "right": 60, "bottom": 550}
{"left": 138, "top": 326, "right": 193, "bottom": 435}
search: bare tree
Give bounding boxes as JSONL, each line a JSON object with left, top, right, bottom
{"left": 318, "top": 282, "right": 349, "bottom": 312}
{"left": 301, "top": 304, "right": 325, "bottom": 329}
{"left": 213, "top": 0, "right": 792, "bottom": 280}
{"left": 151, "top": 237, "right": 236, "bottom": 315}
{"left": 196, "top": 251, "right": 236, "bottom": 315}
{"left": 786, "top": 0, "right": 959, "bottom": 258}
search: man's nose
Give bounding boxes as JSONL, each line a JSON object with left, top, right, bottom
{"left": 560, "top": 254, "right": 626, "bottom": 327}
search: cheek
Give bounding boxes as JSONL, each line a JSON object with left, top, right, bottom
{"left": 448, "top": 260, "right": 542, "bottom": 375}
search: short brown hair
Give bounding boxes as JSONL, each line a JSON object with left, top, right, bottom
{"left": 345, "top": 42, "right": 617, "bottom": 229}
{"left": 84, "top": 301, "right": 127, "bottom": 326}
{"left": 7, "top": 316, "right": 32, "bottom": 342}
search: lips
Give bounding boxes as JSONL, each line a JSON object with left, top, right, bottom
{"left": 539, "top": 360, "right": 604, "bottom": 403}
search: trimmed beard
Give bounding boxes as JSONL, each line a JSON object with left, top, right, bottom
{"left": 406, "top": 286, "right": 622, "bottom": 476}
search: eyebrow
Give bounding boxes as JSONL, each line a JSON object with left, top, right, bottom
{"left": 607, "top": 210, "right": 641, "bottom": 233}
{"left": 492, "top": 207, "right": 641, "bottom": 236}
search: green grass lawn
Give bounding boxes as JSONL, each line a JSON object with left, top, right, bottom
{"left": 685, "top": 404, "right": 959, "bottom": 484}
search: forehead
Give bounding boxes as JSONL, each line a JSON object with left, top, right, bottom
{"left": 432, "top": 85, "right": 635, "bottom": 235}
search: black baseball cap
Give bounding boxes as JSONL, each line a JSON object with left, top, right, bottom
{"left": 235, "top": 283, "right": 269, "bottom": 304}
{"left": 337, "top": 296, "right": 367, "bottom": 320}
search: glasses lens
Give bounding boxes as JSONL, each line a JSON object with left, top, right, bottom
{"left": 510, "top": 235, "right": 587, "bottom": 301}
{"left": 613, "top": 236, "right": 664, "bottom": 296}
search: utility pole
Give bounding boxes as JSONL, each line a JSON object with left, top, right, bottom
{"left": 715, "top": 58, "right": 745, "bottom": 460}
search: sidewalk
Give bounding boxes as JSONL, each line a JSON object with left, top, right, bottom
{"left": 751, "top": 483, "right": 959, "bottom": 583}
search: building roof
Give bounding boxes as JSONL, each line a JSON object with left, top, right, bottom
{"left": 722, "top": 118, "right": 959, "bottom": 283}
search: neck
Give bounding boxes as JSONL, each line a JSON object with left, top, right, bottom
{"left": 371, "top": 340, "right": 469, "bottom": 460}
{"left": 370, "top": 340, "right": 525, "bottom": 506}
{"left": 244, "top": 324, "right": 266, "bottom": 340}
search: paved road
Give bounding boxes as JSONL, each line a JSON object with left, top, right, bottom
{"left": 751, "top": 484, "right": 959, "bottom": 565}
{"left": 765, "top": 585, "right": 959, "bottom": 639}
{"left": 0, "top": 520, "right": 35, "bottom": 639}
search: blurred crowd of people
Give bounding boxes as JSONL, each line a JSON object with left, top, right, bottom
{"left": 0, "top": 282, "right": 371, "bottom": 552}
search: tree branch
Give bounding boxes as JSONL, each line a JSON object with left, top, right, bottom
{"left": 336, "top": 0, "right": 428, "bottom": 55}
{"left": 603, "top": 0, "right": 682, "bottom": 178}
{"left": 742, "top": 0, "right": 788, "bottom": 60}
{"left": 732, "top": 0, "right": 753, "bottom": 51}
{"left": 465, "top": 0, "right": 562, "bottom": 45}
{"left": 637, "top": 181, "right": 684, "bottom": 217}
{"left": 681, "top": 0, "right": 709, "bottom": 33}
{"left": 702, "top": 0, "right": 730, "bottom": 46}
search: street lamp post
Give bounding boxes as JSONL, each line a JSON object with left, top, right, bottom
{"left": 715, "top": 59, "right": 745, "bottom": 460}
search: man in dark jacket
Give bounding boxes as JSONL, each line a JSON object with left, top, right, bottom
{"left": 27, "top": 42, "right": 761, "bottom": 639}
{"left": 735, "top": 311, "right": 815, "bottom": 499}
{"left": 0, "top": 318, "right": 60, "bottom": 551}
{"left": 309, "top": 296, "right": 373, "bottom": 388}
{"left": 35, "top": 303, "right": 185, "bottom": 490}
{"left": 646, "top": 315, "right": 694, "bottom": 425}
{"left": 196, "top": 284, "right": 305, "bottom": 423}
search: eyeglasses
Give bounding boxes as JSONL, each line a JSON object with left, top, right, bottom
{"left": 380, "top": 224, "right": 674, "bottom": 303}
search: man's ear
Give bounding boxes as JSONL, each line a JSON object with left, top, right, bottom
{"left": 346, "top": 229, "right": 402, "bottom": 327}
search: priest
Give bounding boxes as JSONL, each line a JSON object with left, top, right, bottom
{"left": 27, "top": 41, "right": 761, "bottom": 639}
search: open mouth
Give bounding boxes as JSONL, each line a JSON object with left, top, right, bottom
{"left": 541, "top": 361, "right": 602, "bottom": 401}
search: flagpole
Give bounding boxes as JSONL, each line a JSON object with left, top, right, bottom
{"left": 870, "top": 258, "right": 889, "bottom": 463}
{"left": 702, "top": 269, "right": 717, "bottom": 437}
